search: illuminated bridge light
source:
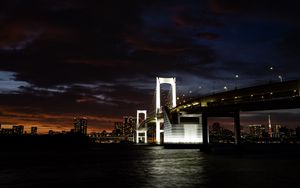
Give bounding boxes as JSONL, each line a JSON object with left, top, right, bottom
{"left": 234, "top": 96, "right": 237, "bottom": 99}
{"left": 192, "top": 102, "right": 199, "bottom": 106}
{"left": 251, "top": 94, "right": 253, "bottom": 97}
{"left": 221, "top": 98, "right": 224, "bottom": 101}
{"left": 201, "top": 101, "right": 207, "bottom": 107}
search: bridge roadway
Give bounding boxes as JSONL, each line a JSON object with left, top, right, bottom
{"left": 167, "top": 79, "right": 300, "bottom": 145}
{"left": 173, "top": 79, "right": 300, "bottom": 112}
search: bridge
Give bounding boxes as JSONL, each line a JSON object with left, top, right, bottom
{"left": 135, "top": 78, "right": 300, "bottom": 145}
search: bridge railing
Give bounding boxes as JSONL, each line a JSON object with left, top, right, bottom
{"left": 179, "top": 78, "right": 300, "bottom": 102}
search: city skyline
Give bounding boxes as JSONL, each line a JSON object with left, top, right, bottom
{"left": 0, "top": 110, "right": 298, "bottom": 135}
{"left": 0, "top": 0, "right": 299, "bottom": 133}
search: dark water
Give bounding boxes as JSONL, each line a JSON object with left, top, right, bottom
{"left": 0, "top": 145, "right": 299, "bottom": 187}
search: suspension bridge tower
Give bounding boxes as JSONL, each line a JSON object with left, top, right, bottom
{"left": 136, "top": 110, "right": 147, "bottom": 143}
{"left": 155, "top": 77, "right": 176, "bottom": 144}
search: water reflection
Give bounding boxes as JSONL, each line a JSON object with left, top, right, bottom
{"left": 1, "top": 145, "right": 299, "bottom": 187}
{"left": 140, "top": 147, "right": 207, "bottom": 187}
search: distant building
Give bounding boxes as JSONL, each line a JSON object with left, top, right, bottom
{"left": 211, "top": 122, "right": 222, "bottom": 135}
{"left": 249, "top": 124, "right": 266, "bottom": 138}
{"left": 123, "top": 116, "right": 136, "bottom": 141}
{"left": 1, "top": 128, "right": 13, "bottom": 135}
{"left": 74, "top": 117, "right": 87, "bottom": 135}
{"left": 48, "top": 130, "right": 61, "bottom": 135}
{"left": 12, "top": 125, "right": 24, "bottom": 135}
{"left": 100, "top": 130, "right": 107, "bottom": 137}
{"left": 114, "top": 122, "right": 124, "bottom": 136}
{"left": 31, "top": 127, "right": 38, "bottom": 135}
{"left": 273, "top": 124, "right": 281, "bottom": 138}
{"left": 48, "top": 130, "right": 54, "bottom": 135}
{"left": 0, "top": 125, "right": 24, "bottom": 135}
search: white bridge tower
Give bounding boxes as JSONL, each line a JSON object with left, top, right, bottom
{"left": 136, "top": 110, "right": 147, "bottom": 143}
{"left": 155, "top": 77, "right": 176, "bottom": 144}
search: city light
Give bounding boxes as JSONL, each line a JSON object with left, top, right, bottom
{"left": 0, "top": 1, "right": 299, "bottom": 187}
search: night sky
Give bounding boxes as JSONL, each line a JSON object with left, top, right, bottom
{"left": 0, "top": 0, "right": 299, "bottom": 133}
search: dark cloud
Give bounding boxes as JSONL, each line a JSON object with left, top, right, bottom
{"left": 0, "top": 0, "right": 299, "bottom": 132}
{"left": 196, "top": 32, "right": 219, "bottom": 40}
{"left": 209, "top": 0, "right": 300, "bottom": 18}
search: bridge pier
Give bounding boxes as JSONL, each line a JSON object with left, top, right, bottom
{"left": 136, "top": 130, "right": 147, "bottom": 144}
{"left": 234, "top": 110, "right": 241, "bottom": 145}
{"left": 156, "top": 118, "right": 161, "bottom": 144}
{"left": 202, "top": 113, "right": 209, "bottom": 145}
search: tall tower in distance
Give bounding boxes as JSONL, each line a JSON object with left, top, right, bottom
{"left": 268, "top": 115, "right": 272, "bottom": 138}
{"left": 74, "top": 117, "right": 87, "bottom": 135}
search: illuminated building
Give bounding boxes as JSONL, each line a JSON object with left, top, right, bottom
{"left": 0, "top": 125, "right": 24, "bottom": 135}
{"left": 12, "top": 125, "right": 24, "bottom": 135}
{"left": 274, "top": 124, "right": 282, "bottom": 138}
{"left": 31, "top": 127, "right": 38, "bottom": 135}
{"left": 123, "top": 116, "right": 136, "bottom": 142}
{"left": 74, "top": 117, "right": 87, "bottom": 135}
{"left": 1, "top": 128, "right": 13, "bottom": 135}
{"left": 249, "top": 124, "right": 266, "bottom": 138}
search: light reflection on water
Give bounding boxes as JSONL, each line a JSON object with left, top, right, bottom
{"left": 0, "top": 145, "right": 299, "bottom": 187}
{"left": 140, "top": 147, "right": 207, "bottom": 187}
{"left": 0, "top": 146, "right": 207, "bottom": 188}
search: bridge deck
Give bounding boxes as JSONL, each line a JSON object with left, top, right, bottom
{"left": 173, "top": 79, "right": 300, "bottom": 113}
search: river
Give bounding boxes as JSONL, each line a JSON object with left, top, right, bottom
{"left": 0, "top": 145, "right": 299, "bottom": 187}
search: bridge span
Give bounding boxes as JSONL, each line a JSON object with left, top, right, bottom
{"left": 136, "top": 78, "right": 300, "bottom": 145}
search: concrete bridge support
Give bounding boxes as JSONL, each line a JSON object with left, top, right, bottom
{"left": 202, "top": 113, "right": 209, "bottom": 145}
{"left": 201, "top": 111, "right": 241, "bottom": 145}
{"left": 136, "top": 130, "right": 147, "bottom": 144}
{"left": 155, "top": 118, "right": 162, "bottom": 144}
{"left": 234, "top": 110, "right": 241, "bottom": 145}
